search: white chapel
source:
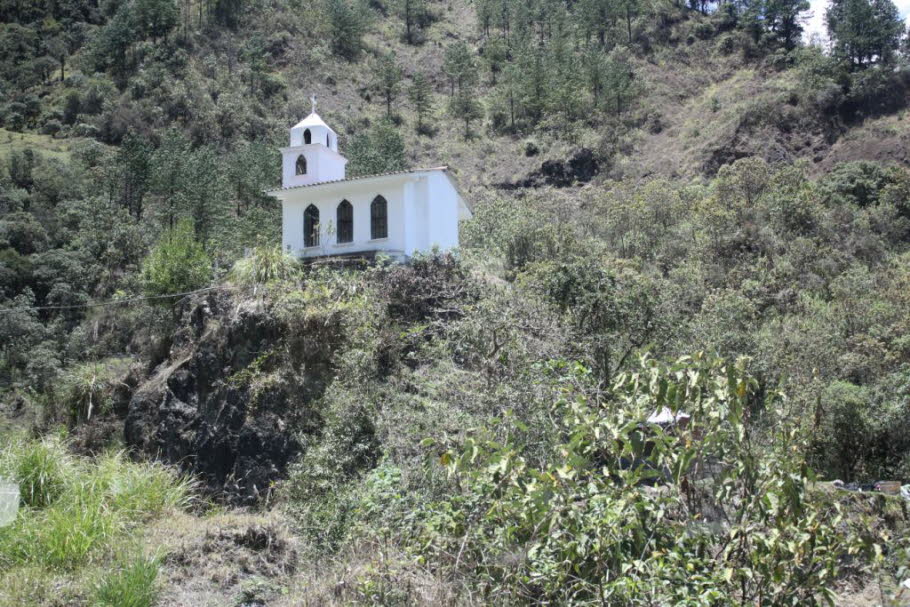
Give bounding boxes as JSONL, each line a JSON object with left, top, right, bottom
{"left": 267, "top": 101, "right": 471, "bottom": 260}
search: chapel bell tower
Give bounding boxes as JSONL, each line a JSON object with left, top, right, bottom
{"left": 281, "top": 96, "right": 347, "bottom": 188}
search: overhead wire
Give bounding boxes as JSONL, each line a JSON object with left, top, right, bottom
{"left": 0, "top": 285, "right": 238, "bottom": 314}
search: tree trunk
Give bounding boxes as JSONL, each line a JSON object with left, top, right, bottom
{"left": 626, "top": 7, "right": 632, "bottom": 44}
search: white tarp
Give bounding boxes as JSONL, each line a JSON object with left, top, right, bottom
{"left": 647, "top": 407, "right": 691, "bottom": 426}
{"left": 0, "top": 478, "right": 19, "bottom": 527}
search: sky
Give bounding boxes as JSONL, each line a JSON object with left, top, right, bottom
{"left": 803, "top": 0, "right": 910, "bottom": 43}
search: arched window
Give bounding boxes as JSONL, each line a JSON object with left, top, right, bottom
{"left": 370, "top": 195, "right": 388, "bottom": 240}
{"left": 304, "top": 204, "right": 319, "bottom": 247}
{"left": 295, "top": 155, "right": 307, "bottom": 175}
{"left": 337, "top": 200, "right": 353, "bottom": 243}
{"left": 303, "top": 129, "right": 311, "bottom": 145}
{"left": 326, "top": 133, "right": 331, "bottom": 147}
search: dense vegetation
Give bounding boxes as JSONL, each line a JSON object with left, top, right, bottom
{"left": 2, "top": 0, "right": 910, "bottom": 603}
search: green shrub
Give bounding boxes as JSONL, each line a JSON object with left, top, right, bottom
{"left": 92, "top": 554, "right": 160, "bottom": 607}
{"left": 410, "top": 355, "right": 865, "bottom": 605}
{"left": 140, "top": 218, "right": 212, "bottom": 298}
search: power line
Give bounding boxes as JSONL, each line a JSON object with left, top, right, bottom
{"left": 0, "top": 285, "right": 239, "bottom": 315}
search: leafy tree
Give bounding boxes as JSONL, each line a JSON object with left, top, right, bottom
{"left": 346, "top": 120, "right": 407, "bottom": 177}
{"left": 89, "top": 6, "right": 137, "bottom": 83}
{"left": 43, "top": 33, "right": 71, "bottom": 82}
{"left": 407, "top": 71, "right": 434, "bottom": 133}
{"left": 133, "top": 0, "right": 179, "bottom": 40}
{"left": 417, "top": 356, "right": 865, "bottom": 605}
{"left": 62, "top": 90, "right": 80, "bottom": 125}
{"left": 826, "top": 0, "right": 905, "bottom": 68}
{"left": 374, "top": 53, "right": 403, "bottom": 118}
{"left": 0, "top": 289, "right": 45, "bottom": 383}
{"left": 140, "top": 218, "right": 212, "bottom": 297}
{"left": 326, "top": 0, "right": 370, "bottom": 60}
{"left": 7, "top": 149, "right": 35, "bottom": 193}
{"left": 212, "top": 0, "right": 244, "bottom": 28}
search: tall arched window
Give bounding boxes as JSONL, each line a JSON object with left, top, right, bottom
{"left": 370, "top": 195, "right": 388, "bottom": 240}
{"left": 303, "top": 129, "right": 311, "bottom": 144}
{"left": 337, "top": 200, "right": 353, "bottom": 243}
{"left": 295, "top": 155, "right": 307, "bottom": 175}
{"left": 326, "top": 133, "right": 331, "bottom": 147}
{"left": 304, "top": 204, "right": 319, "bottom": 247}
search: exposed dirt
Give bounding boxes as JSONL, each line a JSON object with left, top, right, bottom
{"left": 147, "top": 511, "right": 299, "bottom": 607}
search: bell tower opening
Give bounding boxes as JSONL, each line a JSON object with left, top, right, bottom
{"left": 280, "top": 97, "right": 348, "bottom": 188}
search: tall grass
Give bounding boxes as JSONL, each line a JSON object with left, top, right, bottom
{"left": 93, "top": 554, "right": 161, "bottom": 607}
{"left": 0, "top": 436, "right": 193, "bottom": 574}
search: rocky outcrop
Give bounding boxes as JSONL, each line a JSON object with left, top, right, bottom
{"left": 499, "top": 148, "right": 601, "bottom": 189}
{"left": 125, "top": 293, "right": 315, "bottom": 504}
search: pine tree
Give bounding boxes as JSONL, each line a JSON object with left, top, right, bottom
{"left": 449, "top": 88, "right": 484, "bottom": 139}
{"left": 482, "top": 37, "right": 508, "bottom": 85}
{"left": 326, "top": 0, "right": 370, "bottom": 60}
{"left": 374, "top": 53, "right": 403, "bottom": 118}
{"left": 442, "top": 42, "right": 477, "bottom": 95}
{"left": 394, "top": 0, "right": 427, "bottom": 44}
{"left": 347, "top": 121, "right": 407, "bottom": 176}
{"left": 408, "top": 72, "right": 434, "bottom": 133}
{"left": 605, "top": 46, "right": 636, "bottom": 115}
{"left": 576, "top": 0, "right": 614, "bottom": 48}
{"left": 763, "top": 0, "right": 811, "bottom": 49}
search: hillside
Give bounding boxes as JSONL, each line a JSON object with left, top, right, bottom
{"left": 3, "top": 0, "right": 910, "bottom": 604}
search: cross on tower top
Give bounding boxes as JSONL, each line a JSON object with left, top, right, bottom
{"left": 310, "top": 95, "right": 317, "bottom": 114}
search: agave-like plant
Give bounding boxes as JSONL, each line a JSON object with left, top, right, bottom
{"left": 230, "top": 245, "right": 301, "bottom": 288}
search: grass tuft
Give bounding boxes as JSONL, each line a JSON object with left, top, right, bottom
{"left": 0, "top": 435, "right": 71, "bottom": 509}
{"left": 92, "top": 554, "right": 161, "bottom": 607}
{"left": 230, "top": 244, "right": 301, "bottom": 288}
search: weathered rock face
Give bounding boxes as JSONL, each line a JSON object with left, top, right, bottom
{"left": 125, "top": 293, "right": 314, "bottom": 504}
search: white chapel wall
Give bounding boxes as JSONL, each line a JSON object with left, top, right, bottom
{"left": 282, "top": 180, "right": 408, "bottom": 258}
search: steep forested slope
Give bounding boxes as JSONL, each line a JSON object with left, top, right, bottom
{"left": 3, "top": 0, "right": 910, "bottom": 604}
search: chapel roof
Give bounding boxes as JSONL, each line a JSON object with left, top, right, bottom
{"left": 291, "top": 112, "right": 336, "bottom": 132}
{"left": 267, "top": 166, "right": 451, "bottom": 193}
